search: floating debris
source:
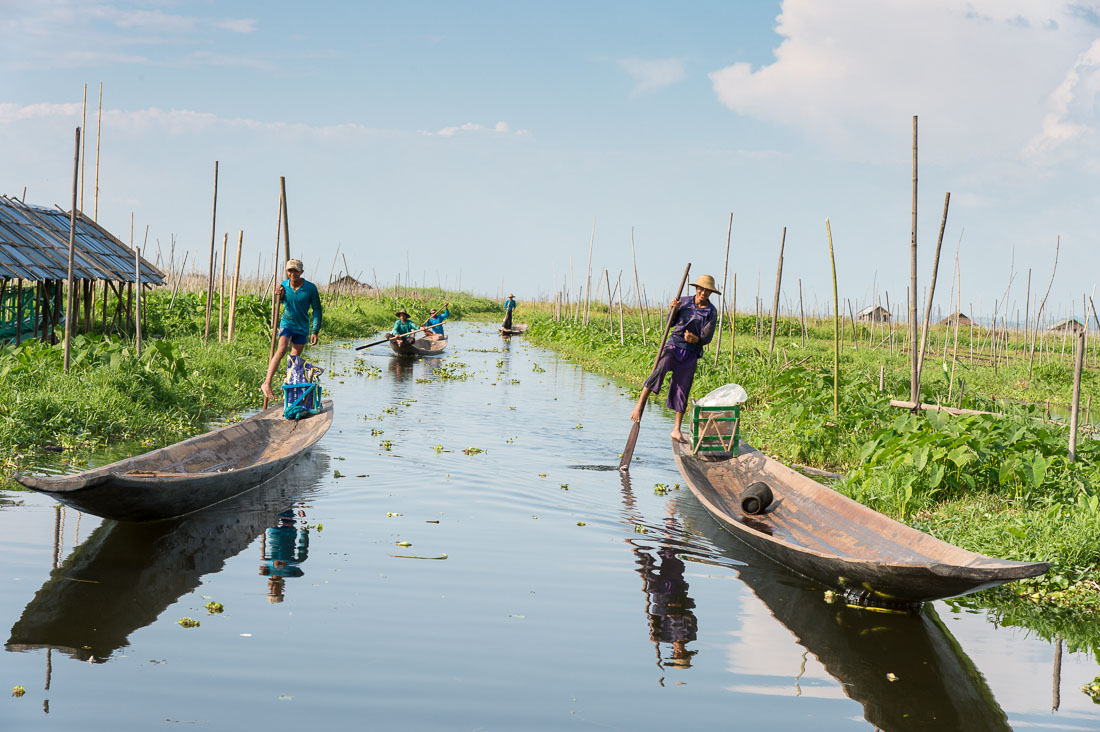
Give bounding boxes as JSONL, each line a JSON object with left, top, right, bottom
{"left": 205, "top": 601, "right": 224, "bottom": 614}
{"left": 391, "top": 553, "right": 448, "bottom": 560}
{"left": 463, "top": 447, "right": 485, "bottom": 455}
{"left": 178, "top": 617, "right": 200, "bottom": 628}
{"left": 11, "top": 686, "right": 25, "bottom": 697}
{"left": 396, "top": 541, "right": 412, "bottom": 547}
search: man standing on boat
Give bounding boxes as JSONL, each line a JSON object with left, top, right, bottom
{"left": 422, "top": 302, "right": 450, "bottom": 340}
{"left": 502, "top": 293, "right": 517, "bottom": 331}
{"left": 261, "top": 259, "right": 323, "bottom": 401}
{"left": 389, "top": 308, "right": 420, "bottom": 346}
{"left": 629, "top": 274, "right": 719, "bottom": 443}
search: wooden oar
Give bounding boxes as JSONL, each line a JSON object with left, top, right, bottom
{"left": 355, "top": 321, "right": 435, "bottom": 351}
{"left": 618, "top": 263, "right": 691, "bottom": 472}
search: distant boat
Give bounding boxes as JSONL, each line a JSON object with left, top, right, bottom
{"left": 672, "top": 439, "right": 1048, "bottom": 606}
{"left": 389, "top": 334, "right": 447, "bottom": 356}
{"left": 499, "top": 323, "right": 528, "bottom": 336}
{"left": 13, "top": 402, "right": 333, "bottom": 522}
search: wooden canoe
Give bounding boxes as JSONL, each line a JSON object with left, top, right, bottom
{"left": 13, "top": 401, "right": 333, "bottom": 522}
{"left": 499, "top": 323, "right": 528, "bottom": 336}
{"left": 672, "top": 439, "right": 1048, "bottom": 605}
{"left": 389, "top": 334, "right": 447, "bottom": 356}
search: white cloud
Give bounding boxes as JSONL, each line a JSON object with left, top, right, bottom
{"left": 708, "top": 0, "right": 1100, "bottom": 167}
{"left": 617, "top": 57, "right": 687, "bottom": 94}
{"left": 426, "top": 121, "right": 531, "bottom": 137}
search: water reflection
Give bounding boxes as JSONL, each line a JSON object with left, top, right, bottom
{"left": 5, "top": 452, "right": 327, "bottom": 663}
{"left": 387, "top": 357, "right": 415, "bottom": 382}
{"left": 259, "top": 508, "right": 311, "bottom": 604}
{"left": 674, "top": 493, "right": 1011, "bottom": 731}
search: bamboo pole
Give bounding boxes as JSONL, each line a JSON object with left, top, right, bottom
{"left": 1029, "top": 238, "right": 1059, "bottom": 379}
{"left": 135, "top": 247, "right": 142, "bottom": 357}
{"left": 604, "top": 269, "right": 613, "bottom": 331}
{"left": 827, "top": 218, "right": 840, "bottom": 417}
{"left": 583, "top": 216, "right": 595, "bottom": 325}
{"left": 915, "top": 192, "right": 950, "bottom": 396}
{"left": 949, "top": 257, "right": 961, "bottom": 400}
{"left": 768, "top": 226, "right": 786, "bottom": 358}
{"left": 1070, "top": 330, "right": 1084, "bottom": 461}
{"left": 217, "top": 232, "right": 227, "bottom": 342}
{"left": 714, "top": 212, "right": 733, "bottom": 365}
{"left": 630, "top": 227, "right": 646, "bottom": 345}
{"left": 264, "top": 192, "right": 285, "bottom": 411}
{"left": 909, "top": 115, "right": 919, "bottom": 403}
{"left": 798, "top": 278, "right": 806, "bottom": 348}
{"left": 79, "top": 85, "right": 86, "bottom": 211}
{"left": 203, "top": 160, "right": 219, "bottom": 342}
{"left": 63, "top": 127, "right": 80, "bottom": 374}
{"left": 729, "top": 274, "right": 737, "bottom": 370}
{"left": 169, "top": 251, "right": 188, "bottom": 308}
{"left": 280, "top": 176, "right": 292, "bottom": 262}
{"left": 616, "top": 272, "right": 625, "bottom": 345}
{"left": 228, "top": 230, "right": 243, "bottom": 342}
{"left": 94, "top": 82, "right": 102, "bottom": 222}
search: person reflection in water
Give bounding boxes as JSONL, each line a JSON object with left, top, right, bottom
{"left": 637, "top": 510, "right": 698, "bottom": 669}
{"left": 259, "top": 509, "right": 310, "bottom": 604}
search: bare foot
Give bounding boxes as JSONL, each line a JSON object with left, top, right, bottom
{"left": 261, "top": 382, "right": 276, "bottom": 400}
{"left": 670, "top": 431, "right": 689, "bottom": 444}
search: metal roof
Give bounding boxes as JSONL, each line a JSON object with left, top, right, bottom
{"left": 0, "top": 196, "right": 165, "bottom": 285}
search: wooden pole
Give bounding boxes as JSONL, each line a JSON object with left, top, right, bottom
{"left": 94, "top": 82, "right": 102, "bottom": 222}
{"left": 909, "top": 115, "right": 919, "bottom": 403}
{"left": 827, "top": 218, "right": 840, "bottom": 417}
{"left": 583, "top": 216, "right": 595, "bottom": 325}
{"left": 604, "top": 269, "right": 613, "bottom": 331}
{"left": 203, "top": 160, "right": 219, "bottom": 342}
{"left": 79, "top": 84, "right": 87, "bottom": 211}
{"left": 798, "top": 278, "right": 806, "bottom": 348}
{"left": 135, "top": 247, "right": 142, "bottom": 357}
{"left": 228, "top": 230, "right": 243, "bottom": 342}
{"left": 1069, "top": 330, "right": 1084, "bottom": 461}
{"left": 63, "top": 127, "right": 80, "bottom": 374}
{"left": 630, "top": 227, "right": 647, "bottom": 345}
{"left": 264, "top": 192, "right": 285, "bottom": 411}
{"left": 730, "top": 273, "right": 737, "bottom": 370}
{"left": 15, "top": 279, "right": 22, "bottom": 344}
{"left": 617, "top": 272, "right": 625, "bottom": 346}
{"left": 1029, "top": 238, "right": 1059, "bottom": 379}
{"left": 280, "top": 176, "right": 291, "bottom": 262}
{"left": 768, "top": 226, "right": 786, "bottom": 358}
{"left": 915, "top": 192, "right": 950, "bottom": 395}
{"left": 714, "top": 212, "right": 733, "bottom": 365}
{"left": 217, "top": 232, "right": 228, "bottom": 342}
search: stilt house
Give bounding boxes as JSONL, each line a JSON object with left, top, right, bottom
{"left": 0, "top": 196, "right": 165, "bottom": 343}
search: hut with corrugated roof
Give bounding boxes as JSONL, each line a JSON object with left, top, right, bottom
{"left": 939, "top": 312, "right": 972, "bottom": 327}
{"left": 856, "top": 305, "right": 890, "bottom": 323}
{"left": 1050, "top": 318, "right": 1085, "bottom": 334}
{"left": 0, "top": 196, "right": 165, "bottom": 343}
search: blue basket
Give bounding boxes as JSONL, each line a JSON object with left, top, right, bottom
{"left": 282, "top": 381, "right": 322, "bottom": 420}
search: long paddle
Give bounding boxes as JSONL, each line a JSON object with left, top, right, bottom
{"left": 618, "top": 263, "right": 691, "bottom": 472}
{"left": 355, "top": 321, "right": 437, "bottom": 351}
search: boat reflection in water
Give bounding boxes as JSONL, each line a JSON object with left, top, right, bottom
{"left": 6, "top": 452, "right": 327, "bottom": 663}
{"left": 672, "top": 491, "right": 1012, "bottom": 731}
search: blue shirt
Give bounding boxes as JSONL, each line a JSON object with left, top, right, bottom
{"left": 504, "top": 298, "right": 516, "bottom": 312}
{"left": 278, "top": 279, "right": 323, "bottom": 335}
{"left": 423, "top": 307, "right": 450, "bottom": 335}
{"left": 392, "top": 318, "right": 420, "bottom": 336}
{"left": 666, "top": 295, "right": 717, "bottom": 355}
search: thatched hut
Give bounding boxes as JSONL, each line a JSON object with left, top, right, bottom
{"left": 1050, "top": 318, "right": 1085, "bottom": 334}
{"left": 939, "top": 312, "right": 972, "bottom": 327}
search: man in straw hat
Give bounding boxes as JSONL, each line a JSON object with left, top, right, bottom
{"left": 629, "top": 274, "right": 719, "bottom": 442}
{"left": 423, "top": 301, "right": 450, "bottom": 340}
{"left": 261, "top": 258, "right": 323, "bottom": 401}
{"left": 502, "top": 293, "right": 518, "bottom": 330}
{"left": 388, "top": 307, "right": 420, "bottom": 346}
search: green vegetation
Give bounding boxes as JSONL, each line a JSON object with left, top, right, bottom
{"left": 0, "top": 285, "right": 498, "bottom": 481}
{"left": 525, "top": 304, "right": 1100, "bottom": 655}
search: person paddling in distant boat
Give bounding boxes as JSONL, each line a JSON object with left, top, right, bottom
{"left": 629, "top": 274, "right": 719, "bottom": 443}
{"left": 422, "top": 302, "right": 450, "bottom": 340}
{"left": 502, "top": 293, "right": 517, "bottom": 330}
{"left": 261, "top": 259, "right": 323, "bottom": 401}
{"left": 388, "top": 307, "right": 420, "bottom": 346}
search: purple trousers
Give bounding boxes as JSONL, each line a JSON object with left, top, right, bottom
{"left": 643, "top": 345, "right": 699, "bottom": 414}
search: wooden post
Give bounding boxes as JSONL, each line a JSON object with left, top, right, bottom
{"left": 217, "top": 232, "right": 228, "bottom": 342}
{"left": 915, "top": 192, "right": 950, "bottom": 394}
{"left": 583, "top": 216, "right": 595, "bottom": 325}
{"left": 15, "top": 279, "right": 22, "bottom": 344}
{"left": 135, "top": 247, "right": 142, "bottom": 358}
{"left": 617, "top": 272, "right": 625, "bottom": 345}
{"left": 604, "top": 269, "right": 613, "bottom": 331}
{"left": 63, "top": 127, "right": 80, "bottom": 374}
{"left": 630, "top": 227, "right": 646, "bottom": 345}
{"left": 203, "top": 161, "right": 219, "bottom": 342}
{"left": 826, "top": 218, "right": 840, "bottom": 417}
{"left": 729, "top": 273, "right": 737, "bottom": 370}
{"left": 909, "top": 115, "right": 919, "bottom": 403}
{"left": 228, "top": 230, "right": 243, "bottom": 342}
{"left": 94, "top": 82, "right": 102, "bottom": 222}
{"left": 714, "top": 212, "right": 733, "bottom": 365}
{"left": 798, "top": 278, "right": 806, "bottom": 348}
{"left": 768, "top": 226, "right": 786, "bottom": 358}
{"left": 280, "top": 176, "right": 291, "bottom": 262}
{"left": 264, "top": 191, "right": 285, "bottom": 410}
{"left": 1069, "top": 330, "right": 1084, "bottom": 462}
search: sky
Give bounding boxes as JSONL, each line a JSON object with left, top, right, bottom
{"left": 2, "top": 0, "right": 1100, "bottom": 323}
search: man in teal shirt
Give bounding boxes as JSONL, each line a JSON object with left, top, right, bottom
{"left": 389, "top": 308, "right": 420, "bottom": 346}
{"left": 423, "top": 301, "right": 450, "bottom": 339}
{"left": 502, "top": 293, "right": 517, "bottom": 330}
{"left": 261, "top": 258, "right": 323, "bottom": 401}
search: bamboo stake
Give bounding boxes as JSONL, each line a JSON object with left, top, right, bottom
{"left": 228, "top": 230, "right": 243, "bottom": 342}
{"left": 215, "top": 232, "right": 227, "bottom": 342}
{"left": 264, "top": 191, "right": 285, "bottom": 411}
{"left": 135, "top": 246, "right": 142, "bottom": 357}
{"left": 604, "top": 269, "right": 613, "bottom": 331}
{"left": 79, "top": 84, "right": 86, "bottom": 211}
{"left": 94, "top": 82, "right": 101, "bottom": 222}
{"left": 949, "top": 256, "right": 961, "bottom": 400}
{"left": 63, "top": 127, "right": 80, "bottom": 374}
{"left": 1070, "top": 330, "right": 1084, "bottom": 461}
{"left": 730, "top": 273, "right": 737, "bottom": 370}
{"left": 280, "top": 176, "right": 291, "bottom": 262}
{"left": 630, "top": 227, "right": 646, "bottom": 345}
{"left": 915, "top": 192, "right": 950, "bottom": 396}
{"left": 909, "top": 115, "right": 919, "bottom": 403}
{"left": 827, "top": 218, "right": 840, "bottom": 417}
{"left": 768, "top": 226, "right": 786, "bottom": 358}
{"left": 616, "top": 272, "right": 625, "bottom": 345}
{"left": 583, "top": 216, "right": 595, "bottom": 325}
{"left": 714, "top": 212, "right": 733, "bottom": 365}
{"left": 1029, "top": 237, "right": 1059, "bottom": 379}
{"left": 203, "top": 161, "right": 219, "bottom": 342}
{"left": 798, "top": 278, "right": 806, "bottom": 348}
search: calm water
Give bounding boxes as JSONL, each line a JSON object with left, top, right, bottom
{"left": 2, "top": 322, "right": 1098, "bottom": 731}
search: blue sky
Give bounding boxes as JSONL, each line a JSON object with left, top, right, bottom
{"left": 3, "top": 0, "right": 1100, "bottom": 324}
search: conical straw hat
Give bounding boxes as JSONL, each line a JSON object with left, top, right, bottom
{"left": 691, "top": 274, "right": 720, "bottom": 295}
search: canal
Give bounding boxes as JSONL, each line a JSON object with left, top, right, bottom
{"left": 1, "top": 321, "right": 1098, "bottom": 730}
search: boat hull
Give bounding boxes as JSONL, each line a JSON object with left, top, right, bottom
{"left": 14, "top": 401, "right": 333, "bottom": 522}
{"left": 672, "top": 439, "right": 1047, "bottom": 605}
{"left": 389, "top": 335, "right": 447, "bottom": 356}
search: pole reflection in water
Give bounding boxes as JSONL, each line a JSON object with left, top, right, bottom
{"left": 673, "top": 492, "right": 1013, "bottom": 731}
{"left": 6, "top": 452, "right": 327, "bottom": 663}
{"left": 260, "top": 508, "right": 311, "bottom": 604}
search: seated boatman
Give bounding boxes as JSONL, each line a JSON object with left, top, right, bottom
{"left": 629, "top": 274, "right": 719, "bottom": 443}
{"left": 422, "top": 301, "right": 450, "bottom": 340}
{"left": 388, "top": 308, "right": 420, "bottom": 346}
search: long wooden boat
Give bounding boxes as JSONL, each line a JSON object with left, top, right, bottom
{"left": 389, "top": 334, "right": 447, "bottom": 356}
{"left": 499, "top": 323, "right": 528, "bottom": 336}
{"left": 13, "top": 401, "right": 333, "bottom": 522}
{"left": 672, "top": 439, "right": 1048, "bottom": 605}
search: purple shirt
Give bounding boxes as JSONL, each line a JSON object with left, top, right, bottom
{"left": 666, "top": 295, "right": 717, "bottom": 355}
